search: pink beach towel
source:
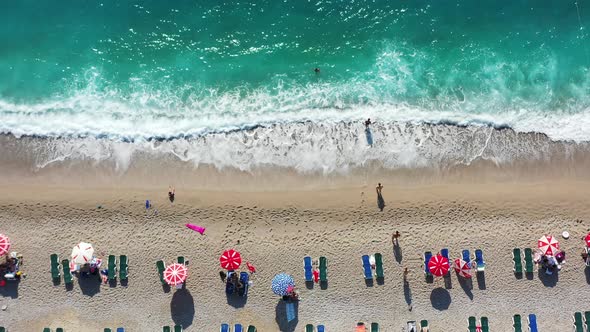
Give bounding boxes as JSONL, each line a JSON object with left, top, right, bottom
{"left": 186, "top": 223, "right": 206, "bottom": 235}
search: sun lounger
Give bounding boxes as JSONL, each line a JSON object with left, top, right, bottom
{"left": 513, "top": 314, "right": 522, "bottom": 332}
{"left": 374, "top": 253, "right": 384, "bottom": 279}
{"left": 119, "top": 255, "right": 128, "bottom": 280}
{"left": 528, "top": 314, "right": 538, "bottom": 332}
{"left": 420, "top": 320, "right": 429, "bottom": 331}
{"left": 441, "top": 248, "right": 449, "bottom": 260}
{"left": 423, "top": 251, "right": 433, "bottom": 277}
{"left": 234, "top": 324, "right": 243, "bottom": 332}
{"left": 108, "top": 255, "right": 117, "bottom": 280}
{"left": 173, "top": 325, "right": 182, "bottom": 332}
{"left": 0, "top": 327, "right": 5, "bottom": 332}
{"left": 246, "top": 326, "right": 256, "bottom": 332}
{"left": 62, "top": 259, "right": 73, "bottom": 284}
{"left": 513, "top": 248, "right": 523, "bottom": 274}
{"left": 50, "top": 254, "right": 60, "bottom": 280}
{"left": 474, "top": 249, "right": 485, "bottom": 272}
{"left": 285, "top": 301, "right": 296, "bottom": 322}
{"left": 319, "top": 256, "right": 328, "bottom": 282}
{"left": 317, "top": 325, "right": 325, "bottom": 332}
{"left": 305, "top": 324, "right": 314, "bottom": 332}
{"left": 371, "top": 322, "right": 379, "bottom": 332}
{"left": 43, "top": 329, "right": 51, "bottom": 332}
{"left": 162, "top": 327, "right": 171, "bottom": 332}
{"left": 585, "top": 311, "right": 590, "bottom": 331}
{"left": 116, "top": 328, "right": 124, "bottom": 332}
{"left": 524, "top": 248, "right": 534, "bottom": 273}
{"left": 462, "top": 249, "right": 471, "bottom": 268}
{"left": 104, "top": 329, "right": 112, "bottom": 332}
{"left": 407, "top": 321, "right": 416, "bottom": 332}
{"left": 574, "top": 312, "right": 584, "bottom": 332}
{"left": 57, "top": 329, "right": 64, "bottom": 332}
{"left": 362, "top": 255, "right": 372, "bottom": 279}
{"left": 238, "top": 272, "right": 249, "bottom": 297}
{"left": 355, "top": 322, "right": 366, "bottom": 332}
{"left": 156, "top": 260, "right": 166, "bottom": 284}
{"left": 177, "top": 256, "right": 185, "bottom": 265}
{"left": 481, "top": 316, "right": 489, "bottom": 332}
{"left": 225, "top": 278, "right": 235, "bottom": 295}
{"left": 220, "top": 324, "right": 230, "bottom": 332}
{"left": 304, "top": 256, "right": 313, "bottom": 282}
{"left": 468, "top": 316, "right": 477, "bottom": 332}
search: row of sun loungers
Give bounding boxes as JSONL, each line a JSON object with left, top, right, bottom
{"left": 161, "top": 325, "right": 183, "bottom": 332}
{"left": 361, "top": 253, "right": 384, "bottom": 279}
{"left": 43, "top": 329, "right": 64, "bottom": 332}
{"left": 513, "top": 314, "right": 538, "bottom": 332}
{"left": 423, "top": 249, "right": 485, "bottom": 277}
{"left": 220, "top": 324, "right": 256, "bottom": 332}
{"left": 513, "top": 248, "right": 534, "bottom": 274}
{"left": 406, "top": 320, "right": 429, "bottom": 331}
{"left": 305, "top": 324, "right": 325, "bottom": 332}
{"left": 468, "top": 316, "right": 489, "bottom": 332}
{"left": 573, "top": 311, "right": 590, "bottom": 332}
{"left": 51, "top": 254, "right": 128, "bottom": 284}
{"left": 156, "top": 257, "right": 187, "bottom": 285}
{"left": 303, "top": 256, "right": 328, "bottom": 282}
{"left": 355, "top": 322, "right": 379, "bottom": 332}
{"left": 104, "top": 329, "right": 126, "bottom": 332}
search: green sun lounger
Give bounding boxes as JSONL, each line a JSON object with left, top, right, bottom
{"left": 319, "top": 256, "right": 328, "bottom": 282}
{"left": 177, "top": 256, "right": 185, "bottom": 265}
{"left": 162, "top": 327, "right": 171, "bottom": 332}
{"left": 246, "top": 326, "right": 256, "bottom": 332}
{"left": 374, "top": 253, "right": 384, "bottom": 279}
{"left": 56, "top": 329, "right": 63, "bottom": 332}
{"left": 50, "top": 254, "right": 60, "bottom": 280}
{"left": 43, "top": 329, "right": 51, "bottom": 332}
{"left": 524, "top": 248, "right": 534, "bottom": 273}
{"left": 305, "top": 324, "right": 314, "bottom": 332}
{"left": 156, "top": 260, "right": 166, "bottom": 284}
{"left": 468, "top": 316, "right": 477, "bottom": 332}
{"left": 62, "top": 259, "right": 73, "bottom": 284}
{"left": 371, "top": 322, "right": 379, "bottom": 332}
{"left": 119, "top": 255, "right": 128, "bottom": 280}
{"left": 108, "top": 255, "right": 117, "bottom": 280}
{"left": 513, "top": 248, "right": 523, "bottom": 274}
{"left": 420, "top": 320, "right": 428, "bottom": 331}
{"left": 174, "top": 325, "right": 182, "bottom": 332}
{"left": 574, "top": 312, "right": 584, "bottom": 332}
{"left": 481, "top": 316, "right": 489, "bottom": 332}
{"left": 0, "top": 327, "right": 5, "bottom": 332}
{"left": 513, "top": 314, "right": 522, "bottom": 332}
{"left": 104, "top": 329, "right": 112, "bottom": 332}
{"left": 585, "top": 312, "right": 590, "bottom": 331}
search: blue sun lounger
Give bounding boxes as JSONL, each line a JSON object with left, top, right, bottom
{"left": 116, "top": 328, "right": 125, "bottom": 332}
{"left": 528, "top": 314, "right": 538, "bottom": 332}
{"left": 474, "top": 249, "right": 485, "bottom": 271}
{"left": 424, "top": 251, "right": 433, "bottom": 276}
{"left": 462, "top": 249, "right": 471, "bottom": 267}
{"left": 220, "top": 324, "right": 230, "bottom": 332}
{"left": 238, "top": 272, "right": 249, "bottom": 297}
{"left": 234, "top": 324, "right": 243, "bottom": 332}
{"left": 317, "top": 325, "right": 325, "bottom": 332}
{"left": 304, "top": 256, "right": 313, "bottom": 282}
{"left": 440, "top": 248, "right": 450, "bottom": 275}
{"left": 362, "top": 255, "right": 372, "bottom": 279}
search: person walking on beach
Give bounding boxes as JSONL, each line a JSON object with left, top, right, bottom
{"left": 392, "top": 231, "right": 400, "bottom": 245}
{"left": 365, "top": 118, "right": 371, "bottom": 128}
{"left": 376, "top": 183, "right": 385, "bottom": 211}
{"left": 168, "top": 186, "right": 175, "bottom": 203}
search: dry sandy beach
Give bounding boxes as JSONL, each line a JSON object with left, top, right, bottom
{"left": 0, "top": 158, "right": 589, "bottom": 332}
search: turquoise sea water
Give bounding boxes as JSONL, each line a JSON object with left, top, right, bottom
{"left": 0, "top": 1, "right": 589, "bottom": 171}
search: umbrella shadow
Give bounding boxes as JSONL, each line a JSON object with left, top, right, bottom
{"left": 226, "top": 293, "right": 248, "bottom": 308}
{"left": 430, "top": 287, "right": 451, "bottom": 311}
{"left": 275, "top": 299, "right": 299, "bottom": 332}
{"left": 171, "top": 289, "right": 195, "bottom": 328}
{"left": 457, "top": 274, "right": 473, "bottom": 300}
{"left": 403, "top": 280, "right": 412, "bottom": 308}
{"left": 0, "top": 280, "right": 19, "bottom": 298}
{"left": 476, "top": 271, "right": 486, "bottom": 290}
{"left": 78, "top": 274, "right": 101, "bottom": 297}
{"left": 538, "top": 269, "right": 558, "bottom": 287}
{"left": 393, "top": 245, "right": 403, "bottom": 264}
{"left": 586, "top": 267, "right": 590, "bottom": 284}
{"left": 443, "top": 274, "right": 452, "bottom": 289}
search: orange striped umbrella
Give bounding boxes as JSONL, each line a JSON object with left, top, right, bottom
{"left": 164, "top": 263, "right": 188, "bottom": 286}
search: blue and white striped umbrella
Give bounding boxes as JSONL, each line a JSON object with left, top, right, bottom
{"left": 271, "top": 273, "right": 295, "bottom": 296}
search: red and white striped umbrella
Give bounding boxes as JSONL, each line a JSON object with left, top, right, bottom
{"left": 220, "top": 249, "right": 242, "bottom": 270}
{"left": 428, "top": 254, "right": 450, "bottom": 277}
{"left": 538, "top": 235, "right": 560, "bottom": 256}
{"left": 585, "top": 233, "right": 590, "bottom": 247}
{"left": 164, "top": 263, "right": 188, "bottom": 286}
{"left": 71, "top": 242, "right": 94, "bottom": 264}
{"left": 0, "top": 234, "right": 10, "bottom": 256}
{"left": 453, "top": 258, "right": 472, "bottom": 278}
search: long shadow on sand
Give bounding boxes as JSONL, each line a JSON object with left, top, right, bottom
{"left": 275, "top": 299, "right": 299, "bottom": 332}
{"left": 586, "top": 268, "right": 590, "bottom": 284}
{"left": 377, "top": 194, "right": 385, "bottom": 212}
{"left": 393, "top": 245, "right": 403, "bottom": 264}
{"left": 457, "top": 274, "right": 473, "bottom": 300}
{"left": 171, "top": 289, "right": 195, "bottom": 328}
{"left": 430, "top": 287, "right": 451, "bottom": 311}
{"left": 78, "top": 275, "right": 101, "bottom": 297}
{"left": 403, "top": 280, "right": 412, "bottom": 309}
{"left": 538, "top": 269, "right": 558, "bottom": 287}
{"left": 0, "top": 280, "right": 19, "bottom": 298}
{"left": 227, "top": 293, "right": 247, "bottom": 308}
{"left": 476, "top": 271, "right": 486, "bottom": 290}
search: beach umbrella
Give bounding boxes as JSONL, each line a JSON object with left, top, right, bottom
{"left": 220, "top": 249, "right": 242, "bottom": 270}
{"left": 271, "top": 273, "right": 295, "bottom": 296}
{"left": 538, "top": 235, "right": 560, "bottom": 256}
{"left": 585, "top": 233, "right": 590, "bottom": 247}
{"left": 164, "top": 263, "right": 188, "bottom": 286}
{"left": 453, "top": 258, "right": 472, "bottom": 278}
{"left": 71, "top": 242, "right": 94, "bottom": 264}
{"left": 185, "top": 223, "right": 206, "bottom": 235}
{"left": 0, "top": 234, "right": 10, "bottom": 256}
{"left": 428, "top": 254, "right": 450, "bottom": 277}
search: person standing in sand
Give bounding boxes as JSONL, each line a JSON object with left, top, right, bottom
{"left": 168, "top": 186, "right": 175, "bottom": 203}
{"left": 392, "top": 231, "right": 400, "bottom": 245}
